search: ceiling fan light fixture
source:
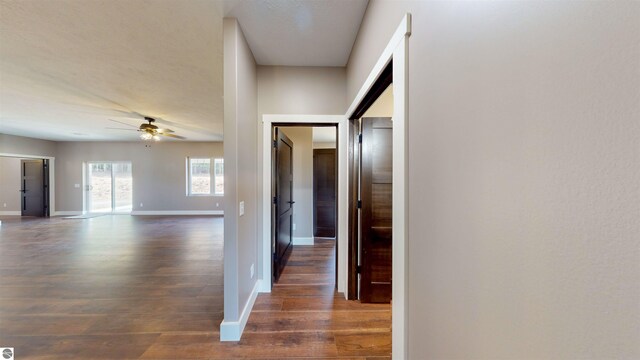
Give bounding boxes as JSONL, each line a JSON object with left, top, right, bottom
{"left": 140, "top": 132, "right": 153, "bottom": 140}
{"left": 152, "top": 135, "right": 161, "bottom": 141}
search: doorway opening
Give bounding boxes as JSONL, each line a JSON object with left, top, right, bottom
{"left": 0, "top": 156, "right": 51, "bottom": 217}
{"left": 84, "top": 161, "right": 132, "bottom": 213}
{"left": 271, "top": 124, "right": 338, "bottom": 286}
{"left": 348, "top": 61, "right": 394, "bottom": 303}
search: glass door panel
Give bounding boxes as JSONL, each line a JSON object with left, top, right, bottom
{"left": 113, "top": 163, "right": 133, "bottom": 212}
{"left": 88, "top": 163, "right": 113, "bottom": 213}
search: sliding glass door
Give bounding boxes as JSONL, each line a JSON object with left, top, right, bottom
{"left": 86, "top": 162, "right": 132, "bottom": 213}
{"left": 113, "top": 163, "right": 133, "bottom": 212}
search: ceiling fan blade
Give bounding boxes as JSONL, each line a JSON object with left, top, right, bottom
{"left": 161, "top": 133, "right": 186, "bottom": 140}
{"left": 108, "top": 119, "right": 139, "bottom": 128}
{"left": 106, "top": 127, "right": 139, "bottom": 131}
{"left": 157, "top": 128, "right": 174, "bottom": 133}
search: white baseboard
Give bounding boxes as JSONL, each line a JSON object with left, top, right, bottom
{"left": 293, "top": 236, "right": 314, "bottom": 245}
{"left": 54, "top": 211, "right": 83, "bottom": 216}
{"left": 220, "top": 279, "right": 260, "bottom": 341}
{"left": 131, "top": 210, "right": 224, "bottom": 216}
{"left": 0, "top": 211, "right": 20, "bottom": 216}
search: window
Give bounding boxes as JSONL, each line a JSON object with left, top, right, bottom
{"left": 187, "top": 157, "right": 223, "bottom": 196}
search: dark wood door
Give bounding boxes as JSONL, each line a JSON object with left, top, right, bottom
{"left": 360, "top": 117, "right": 392, "bottom": 303}
{"left": 273, "top": 128, "right": 294, "bottom": 282}
{"left": 21, "top": 159, "right": 46, "bottom": 217}
{"left": 313, "top": 149, "right": 336, "bottom": 238}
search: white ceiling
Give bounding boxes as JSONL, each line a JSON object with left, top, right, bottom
{"left": 0, "top": 0, "right": 368, "bottom": 142}
{"left": 224, "top": 0, "right": 368, "bottom": 66}
{"left": 0, "top": 0, "right": 224, "bottom": 141}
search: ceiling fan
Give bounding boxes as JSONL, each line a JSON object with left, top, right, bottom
{"left": 107, "top": 116, "right": 186, "bottom": 141}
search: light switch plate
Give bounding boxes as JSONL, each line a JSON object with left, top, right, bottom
{"left": 239, "top": 201, "right": 245, "bottom": 216}
{"left": 74, "top": 184, "right": 80, "bottom": 188}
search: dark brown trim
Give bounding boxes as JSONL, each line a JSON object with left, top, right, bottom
{"left": 349, "top": 60, "right": 393, "bottom": 120}
{"left": 347, "top": 118, "right": 360, "bottom": 300}
{"left": 272, "top": 123, "right": 337, "bottom": 128}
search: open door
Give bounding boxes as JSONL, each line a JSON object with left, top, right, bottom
{"left": 273, "top": 128, "right": 294, "bottom": 282}
{"left": 21, "top": 159, "right": 48, "bottom": 217}
{"left": 360, "top": 117, "right": 393, "bottom": 303}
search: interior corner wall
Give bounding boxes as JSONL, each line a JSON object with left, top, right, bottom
{"left": 54, "top": 141, "right": 223, "bottom": 212}
{"left": 223, "top": 17, "right": 259, "bottom": 328}
{"left": 348, "top": 1, "right": 640, "bottom": 358}
{"left": 278, "top": 127, "right": 314, "bottom": 240}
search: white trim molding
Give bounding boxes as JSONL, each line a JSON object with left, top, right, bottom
{"left": 261, "top": 114, "right": 348, "bottom": 296}
{"left": 0, "top": 211, "right": 20, "bottom": 216}
{"left": 344, "top": 13, "right": 411, "bottom": 360}
{"left": 220, "top": 279, "right": 261, "bottom": 341}
{"left": 131, "top": 210, "right": 224, "bottom": 216}
{"left": 292, "top": 237, "right": 314, "bottom": 246}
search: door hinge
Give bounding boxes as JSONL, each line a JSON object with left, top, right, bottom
{"left": 273, "top": 196, "right": 277, "bottom": 205}
{"left": 357, "top": 200, "right": 362, "bottom": 209}
{"left": 356, "top": 265, "right": 362, "bottom": 274}
{"left": 358, "top": 133, "right": 362, "bottom": 144}
{"left": 273, "top": 139, "right": 277, "bottom": 148}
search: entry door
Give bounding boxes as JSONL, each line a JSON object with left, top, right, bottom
{"left": 273, "top": 128, "right": 294, "bottom": 282}
{"left": 21, "top": 159, "right": 46, "bottom": 217}
{"left": 313, "top": 149, "right": 336, "bottom": 238}
{"left": 360, "top": 117, "right": 393, "bottom": 303}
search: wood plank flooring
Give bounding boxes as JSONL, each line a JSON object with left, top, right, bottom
{"left": 0, "top": 216, "right": 390, "bottom": 359}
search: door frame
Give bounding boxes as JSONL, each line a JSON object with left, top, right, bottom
{"left": 0, "top": 152, "right": 55, "bottom": 216}
{"left": 260, "top": 116, "right": 347, "bottom": 293}
{"left": 343, "top": 13, "right": 411, "bottom": 360}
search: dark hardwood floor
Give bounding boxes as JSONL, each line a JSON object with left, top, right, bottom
{"left": 0, "top": 216, "right": 390, "bottom": 359}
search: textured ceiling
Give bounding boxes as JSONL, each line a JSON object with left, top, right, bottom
{"left": 224, "top": 0, "right": 368, "bottom": 66}
{"left": 0, "top": 0, "right": 224, "bottom": 141}
{"left": 0, "top": 0, "right": 368, "bottom": 142}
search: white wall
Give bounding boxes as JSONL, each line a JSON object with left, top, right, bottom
{"left": 222, "top": 17, "right": 259, "bottom": 339}
{"left": 278, "top": 127, "right": 314, "bottom": 241}
{"left": 312, "top": 127, "right": 336, "bottom": 149}
{"left": 55, "top": 141, "right": 223, "bottom": 213}
{"left": 313, "top": 142, "right": 336, "bottom": 150}
{"left": 258, "top": 66, "right": 347, "bottom": 115}
{"left": 348, "top": 1, "right": 640, "bottom": 358}
{"left": 256, "top": 65, "right": 347, "bottom": 282}
{"left": 0, "top": 157, "right": 21, "bottom": 213}
{"left": 0, "top": 133, "right": 57, "bottom": 157}
{"left": 363, "top": 84, "right": 393, "bottom": 118}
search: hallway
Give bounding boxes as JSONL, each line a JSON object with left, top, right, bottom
{"left": 143, "top": 238, "right": 392, "bottom": 359}
{"left": 0, "top": 216, "right": 390, "bottom": 359}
